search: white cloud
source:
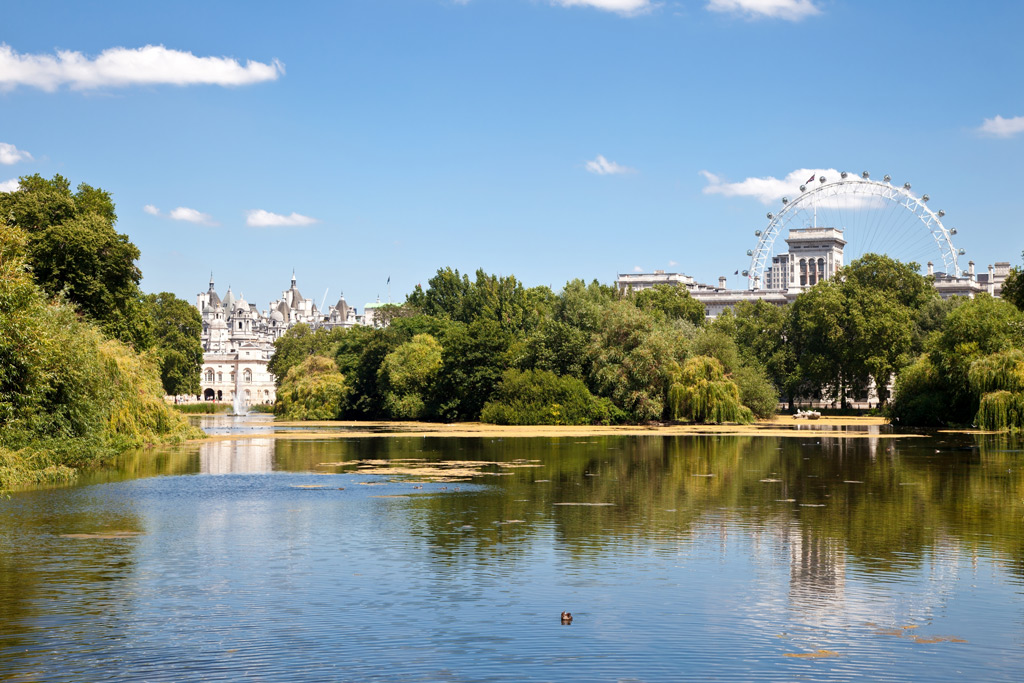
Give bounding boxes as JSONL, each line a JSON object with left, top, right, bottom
{"left": 701, "top": 168, "right": 889, "bottom": 209}
{"left": 552, "top": 0, "right": 654, "bottom": 15}
{"left": 0, "top": 43, "right": 283, "bottom": 92}
{"left": 143, "top": 204, "right": 160, "bottom": 215}
{"left": 978, "top": 115, "right": 1024, "bottom": 138}
{"left": 668, "top": 260, "right": 678, "bottom": 266}
{"left": 706, "top": 0, "right": 820, "bottom": 21}
{"left": 0, "top": 178, "right": 19, "bottom": 193}
{"left": 169, "top": 206, "right": 217, "bottom": 225}
{"left": 585, "top": 154, "right": 636, "bottom": 175}
{"left": 0, "top": 142, "right": 32, "bottom": 165}
{"left": 633, "top": 265, "right": 644, "bottom": 272}
{"left": 245, "top": 209, "right": 319, "bottom": 227}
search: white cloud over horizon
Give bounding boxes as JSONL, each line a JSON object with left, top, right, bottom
{"left": 978, "top": 115, "right": 1024, "bottom": 138}
{"left": 701, "top": 168, "right": 844, "bottom": 204}
{"left": 585, "top": 154, "right": 636, "bottom": 175}
{"left": 0, "top": 142, "right": 33, "bottom": 165}
{"left": 245, "top": 209, "right": 319, "bottom": 227}
{"left": 169, "top": 206, "right": 217, "bottom": 225}
{"left": 0, "top": 43, "right": 283, "bottom": 92}
{"left": 143, "top": 204, "right": 160, "bottom": 215}
{"left": 552, "top": 0, "right": 654, "bottom": 16}
{"left": 0, "top": 178, "right": 19, "bottom": 193}
{"left": 706, "top": 0, "right": 820, "bottom": 21}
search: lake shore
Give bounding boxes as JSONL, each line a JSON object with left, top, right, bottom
{"left": 192, "top": 414, "right": 919, "bottom": 443}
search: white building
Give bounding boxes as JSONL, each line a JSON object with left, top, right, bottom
{"left": 195, "top": 273, "right": 365, "bottom": 405}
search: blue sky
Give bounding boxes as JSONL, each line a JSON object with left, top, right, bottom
{"left": 2, "top": 0, "right": 1022, "bottom": 313}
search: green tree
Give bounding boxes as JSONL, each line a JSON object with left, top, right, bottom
{"left": 379, "top": 334, "right": 443, "bottom": 419}
{"left": 481, "top": 369, "right": 623, "bottom": 425}
{"left": 632, "top": 284, "right": 707, "bottom": 326}
{"left": 1001, "top": 251, "right": 1024, "bottom": 311}
{"left": 0, "top": 174, "right": 152, "bottom": 349}
{"left": 145, "top": 292, "right": 203, "bottom": 396}
{"left": 667, "top": 356, "right": 752, "bottom": 424}
{"left": 276, "top": 355, "right": 347, "bottom": 421}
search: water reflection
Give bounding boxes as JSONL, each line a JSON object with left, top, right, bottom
{"left": 1, "top": 428, "right": 1023, "bottom": 681}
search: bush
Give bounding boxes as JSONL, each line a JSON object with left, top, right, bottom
{"left": 888, "top": 355, "right": 952, "bottom": 427}
{"left": 481, "top": 369, "right": 624, "bottom": 425}
{"left": 731, "top": 363, "right": 779, "bottom": 419}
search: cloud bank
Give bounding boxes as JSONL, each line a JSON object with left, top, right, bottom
{"left": 585, "top": 154, "right": 636, "bottom": 175}
{"left": 706, "top": 0, "right": 820, "bottom": 21}
{"left": 0, "top": 142, "right": 32, "bottom": 165}
{"left": 169, "top": 206, "right": 217, "bottom": 225}
{"left": 0, "top": 43, "right": 283, "bottom": 91}
{"left": 978, "top": 115, "right": 1024, "bottom": 138}
{"left": 0, "top": 178, "right": 19, "bottom": 193}
{"left": 245, "top": 209, "right": 319, "bottom": 227}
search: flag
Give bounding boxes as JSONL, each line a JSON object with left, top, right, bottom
{"left": 806, "top": 172, "right": 816, "bottom": 184}
{"left": 734, "top": 270, "right": 739, "bottom": 275}
{"left": 387, "top": 276, "right": 390, "bottom": 285}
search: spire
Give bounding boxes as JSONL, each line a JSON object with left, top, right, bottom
{"left": 209, "top": 272, "right": 215, "bottom": 290}
{"left": 291, "top": 268, "right": 296, "bottom": 286}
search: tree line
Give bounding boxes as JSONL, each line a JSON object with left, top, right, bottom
{"left": 270, "top": 253, "right": 1024, "bottom": 430}
{"left": 0, "top": 175, "right": 204, "bottom": 489}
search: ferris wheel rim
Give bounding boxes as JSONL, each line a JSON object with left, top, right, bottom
{"left": 745, "top": 175, "right": 961, "bottom": 290}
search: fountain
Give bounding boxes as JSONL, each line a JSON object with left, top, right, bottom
{"left": 231, "top": 363, "right": 248, "bottom": 417}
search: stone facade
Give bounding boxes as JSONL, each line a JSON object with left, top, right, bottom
{"left": 195, "top": 273, "right": 363, "bottom": 406}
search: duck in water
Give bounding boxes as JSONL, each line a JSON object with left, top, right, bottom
{"left": 561, "top": 611, "right": 573, "bottom": 625}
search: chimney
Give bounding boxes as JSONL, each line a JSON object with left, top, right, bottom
{"left": 989, "top": 264, "right": 994, "bottom": 281}
{"left": 718, "top": 276, "right": 727, "bottom": 289}
{"left": 927, "top": 261, "right": 934, "bottom": 276}
{"left": 968, "top": 260, "right": 975, "bottom": 280}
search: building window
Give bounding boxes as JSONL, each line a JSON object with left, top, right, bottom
{"left": 217, "top": 372, "right": 223, "bottom": 382}
{"left": 243, "top": 369, "right": 252, "bottom": 384}
{"left": 205, "top": 369, "right": 214, "bottom": 382}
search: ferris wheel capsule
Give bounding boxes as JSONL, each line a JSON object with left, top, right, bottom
{"left": 799, "top": 184, "right": 807, "bottom": 192}
{"left": 819, "top": 176, "right": 826, "bottom": 183}
{"left": 746, "top": 249, "right": 753, "bottom": 256}
{"left": 958, "top": 248, "right": 965, "bottom": 255}
{"left": 922, "top": 194, "right": 929, "bottom": 202}
{"left": 884, "top": 174, "right": 891, "bottom": 182}
{"left": 950, "top": 228, "right": 957, "bottom": 235}
{"left": 742, "top": 270, "right": 749, "bottom": 277}
{"left": 841, "top": 171, "right": 848, "bottom": 179}
{"left": 862, "top": 171, "right": 870, "bottom": 178}
{"left": 904, "top": 182, "right": 912, "bottom": 190}
{"left": 754, "top": 230, "right": 762, "bottom": 236}
{"left": 937, "top": 209, "right": 945, "bottom": 217}
{"left": 782, "top": 197, "right": 789, "bottom": 204}
{"left": 766, "top": 212, "right": 773, "bottom": 219}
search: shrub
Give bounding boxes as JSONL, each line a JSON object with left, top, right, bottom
{"left": 481, "top": 369, "right": 624, "bottom": 425}
{"left": 275, "top": 355, "right": 347, "bottom": 421}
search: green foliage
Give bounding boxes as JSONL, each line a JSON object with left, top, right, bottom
{"left": 1, "top": 221, "right": 201, "bottom": 488}
{"left": 481, "top": 369, "right": 624, "bottom": 425}
{"left": 432, "top": 319, "right": 513, "bottom": 421}
{"left": 1000, "top": 251, "right": 1024, "bottom": 311}
{"left": 667, "top": 356, "right": 752, "bottom": 424}
{"left": 975, "top": 390, "right": 1024, "bottom": 431}
{"left": 588, "top": 301, "right": 689, "bottom": 422}
{"left": 379, "top": 334, "right": 443, "bottom": 419}
{"left": 275, "top": 355, "right": 347, "bottom": 421}
{"left": 145, "top": 292, "right": 203, "bottom": 396}
{"left": 713, "top": 299, "right": 797, "bottom": 405}
{"left": 841, "top": 253, "right": 937, "bottom": 311}
{"left": 731, "top": 364, "right": 779, "bottom": 419}
{"left": 0, "top": 174, "right": 152, "bottom": 349}
{"left": 269, "top": 323, "right": 349, "bottom": 386}
{"left": 408, "top": 267, "right": 537, "bottom": 333}
{"left": 968, "top": 349, "right": 1024, "bottom": 395}
{"left": 632, "top": 284, "right": 706, "bottom": 326}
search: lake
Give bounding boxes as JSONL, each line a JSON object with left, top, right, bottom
{"left": 2, "top": 416, "right": 1023, "bottom": 681}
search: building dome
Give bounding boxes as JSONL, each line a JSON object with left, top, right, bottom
{"left": 270, "top": 309, "right": 285, "bottom": 322}
{"left": 211, "top": 318, "right": 227, "bottom": 330}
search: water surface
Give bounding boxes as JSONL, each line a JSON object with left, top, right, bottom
{"left": 2, "top": 417, "right": 1023, "bottom": 681}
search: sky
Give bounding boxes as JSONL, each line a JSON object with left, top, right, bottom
{"left": 2, "top": 0, "right": 1022, "bottom": 314}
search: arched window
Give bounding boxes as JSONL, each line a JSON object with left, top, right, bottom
{"left": 799, "top": 259, "right": 807, "bottom": 286}
{"left": 230, "top": 372, "right": 235, "bottom": 383}
{"left": 243, "top": 369, "right": 253, "bottom": 384}
{"left": 205, "top": 369, "right": 214, "bottom": 382}
{"left": 238, "top": 321, "right": 243, "bottom": 330}
{"left": 818, "top": 257, "right": 826, "bottom": 282}
{"left": 217, "top": 372, "right": 223, "bottom": 382}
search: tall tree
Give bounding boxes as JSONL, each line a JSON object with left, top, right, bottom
{"left": 0, "top": 174, "right": 151, "bottom": 349}
{"left": 145, "top": 293, "right": 204, "bottom": 396}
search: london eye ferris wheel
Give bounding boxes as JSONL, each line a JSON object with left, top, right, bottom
{"left": 743, "top": 172, "right": 963, "bottom": 290}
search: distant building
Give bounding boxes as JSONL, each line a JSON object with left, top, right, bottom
{"left": 618, "top": 227, "right": 1013, "bottom": 320}
{"left": 194, "top": 272, "right": 365, "bottom": 405}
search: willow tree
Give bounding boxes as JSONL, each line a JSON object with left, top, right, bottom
{"left": 668, "top": 356, "right": 752, "bottom": 424}
{"left": 970, "top": 349, "right": 1024, "bottom": 431}
{"left": 276, "top": 355, "right": 347, "bottom": 421}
